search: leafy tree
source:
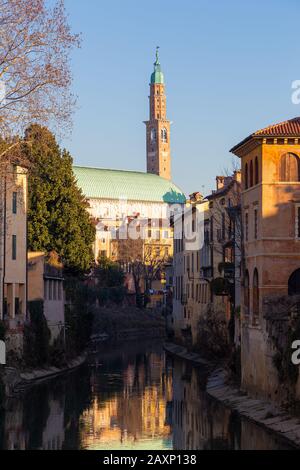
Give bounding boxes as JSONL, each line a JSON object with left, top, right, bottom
{"left": 94, "top": 256, "right": 125, "bottom": 287}
{"left": 25, "top": 124, "right": 95, "bottom": 273}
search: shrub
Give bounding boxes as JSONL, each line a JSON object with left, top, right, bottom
{"left": 24, "top": 301, "right": 51, "bottom": 367}
{"left": 49, "top": 333, "right": 67, "bottom": 368}
{"left": 97, "top": 287, "right": 109, "bottom": 306}
{"left": 109, "top": 286, "right": 126, "bottom": 305}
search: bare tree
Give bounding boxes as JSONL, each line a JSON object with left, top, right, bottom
{"left": 113, "top": 236, "right": 170, "bottom": 307}
{"left": 0, "top": 0, "right": 80, "bottom": 141}
{"left": 143, "top": 244, "right": 170, "bottom": 292}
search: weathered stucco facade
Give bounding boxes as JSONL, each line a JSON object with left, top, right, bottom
{"left": 0, "top": 164, "right": 27, "bottom": 356}
{"left": 28, "top": 252, "right": 65, "bottom": 341}
{"left": 231, "top": 117, "right": 300, "bottom": 402}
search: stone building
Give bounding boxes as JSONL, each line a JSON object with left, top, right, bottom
{"left": 172, "top": 193, "right": 210, "bottom": 345}
{"left": 205, "top": 172, "right": 242, "bottom": 346}
{"left": 172, "top": 172, "right": 241, "bottom": 349}
{"left": 231, "top": 117, "right": 300, "bottom": 401}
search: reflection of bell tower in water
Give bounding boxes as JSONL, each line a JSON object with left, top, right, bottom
{"left": 145, "top": 48, "right": 171, "bottom": 181}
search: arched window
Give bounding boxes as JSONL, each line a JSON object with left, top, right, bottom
{"left": 253, "top": 269, "right": 259, "bottom": 322}
{"left": 150, "top": 128, "right": 156, "bottom": 142}
{"left": 279, "top": 153, "right": 300, "bottom": 182}
{"left": 288, "top": 269, "right": 300, "bottom": 296}
{"left": 255, "top": 157, "right": 259, "bottom": 185}
{"left": 161, "top": 128, "right": 168, "bottom": 143}
{"left": 250, "top": 160, "right": 254, "bottom": 187}
{"left": 245, "top": 163, "right": 248, "bottom": 190}
{"left": 244, "top": 270, "right": 249, "bottom": 315}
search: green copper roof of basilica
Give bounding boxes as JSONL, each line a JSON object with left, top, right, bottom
{"left": 73, "top": 166, "right": 186, "bottom": 204}
{"left": 150, "top": 47, "right": 164, "bottom": 84}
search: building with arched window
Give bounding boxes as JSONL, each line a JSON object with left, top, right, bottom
{"left": 279, "top": 152, "right": 300, "bottom": 182}
{"left": 231, "top": 116, "right": 300, "bottom": 402}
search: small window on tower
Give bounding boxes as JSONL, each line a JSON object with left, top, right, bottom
{"left": 150, "top": 128, "right": 156, "bottom": 142}
{"left": 161, "top": 128, "right": 167, "bottom": 143}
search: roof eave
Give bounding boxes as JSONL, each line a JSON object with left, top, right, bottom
{"left": 230, "top": 135, "right": 262, "bottom": 158}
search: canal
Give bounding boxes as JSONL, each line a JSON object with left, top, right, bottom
{"left": 0, "top": 339, "right": 295, "bottom": 450}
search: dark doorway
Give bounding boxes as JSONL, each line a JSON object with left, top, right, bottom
{"left": 288, "top": 269, "right": 300, "bottom": 295}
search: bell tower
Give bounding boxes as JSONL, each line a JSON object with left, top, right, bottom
{"left": 145, "top": 47, "right": 171, "bottom": 180}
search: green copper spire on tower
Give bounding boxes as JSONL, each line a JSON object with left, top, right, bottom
{"left": 151, "top": 46, "right": 164, "bottom": 84}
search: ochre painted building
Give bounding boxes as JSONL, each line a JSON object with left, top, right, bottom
{"left": 231, "top": 117, "right": 300, "bottom": 401}
{"left": 0, "top": 163, "right": 27, "bottom": 358}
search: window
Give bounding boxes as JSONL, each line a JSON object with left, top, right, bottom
{"left": 250, "top": 160, "right": 254, "bottom": 187}
{"left": 255, "top": 157, "right": 259, "bottom": 185}
{"left": 245, "top": 163, "right": 249, "bottom": 190}
{"left": 150, "top": 128, "right": 156, "bottom": 142}
{"left": 15, "top": 297, "right": 20, "bottom": 316}
{"left": 164, "top": 247, "right": 169, "bottom": 257}
{"left": 187, "top": 255, "right": 190, "bottom": 273}
{"left": 12, "top": 192, "right": 17, "bottom": 214}
{"left": 53, "top": 281, "right": 57, "bottom": 300}
{"left": 161, "top": 128, "right": 168, "bottom": 143}
{"left": 296, "top": 205, "right": 300, "bottom": 239}
{"left": 279, "top": 153, "right": 300, "bottom": 182}
{"left": 244, "top": 270, "right": 249, "bottom": 315}
{"left": 254, "top": 209, "right": 258, "bottom": 239}
{"left": 245, "top": 212, "right": 249, "bottom": 242}
{"left": 12, "top": 235, "right": 17, "bottom": 260}
{"left": 253, "top": 269, "right": 259, "bottom": 322}
{"left": 221, "top": 213, "right": 226, "bottom": 240}
{"left": 48, "top": 280, "right": 52, "bottom": 300}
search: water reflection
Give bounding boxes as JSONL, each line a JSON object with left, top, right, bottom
{"left": 80, "top": 340, "right": 172, "bottom": 450}
{"left": 172, "top": 360, "right": 292, "bottom": 450}
{"left": 0, "top": 340, "right": 295, "bottom": 450}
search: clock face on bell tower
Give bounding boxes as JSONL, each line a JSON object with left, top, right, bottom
{"left": 144, "top": 48, "right": 171, "bottom": 181}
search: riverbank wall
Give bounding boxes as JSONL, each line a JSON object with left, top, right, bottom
{"left": 3, "top": 353, "right": 87, "bottom": 398}
{"left": 92, "top": 305, "right": 166, "bottom": 342}
{"left": 164, "top": 342, "right": 300, "bottom": 449}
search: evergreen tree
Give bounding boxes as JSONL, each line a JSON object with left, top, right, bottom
{"left": 26, "top": 124, "right": 95, "bottom": 273}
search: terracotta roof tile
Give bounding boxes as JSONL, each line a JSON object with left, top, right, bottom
{"left": 230, "top": 117, "right": 300, "bottom": 154}
{"left": 254, "top": 117, "right": 300, "bottom": 136}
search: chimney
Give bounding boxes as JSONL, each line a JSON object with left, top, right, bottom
{"left": 216, "top": 176, "right": 225, "bottom": 190}
{"left": 233, "top": 170, "right": 242, "bottom": 183}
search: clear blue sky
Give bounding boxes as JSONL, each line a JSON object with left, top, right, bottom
{"left": 63, "top": 0, "right": 300, "bottom": 195}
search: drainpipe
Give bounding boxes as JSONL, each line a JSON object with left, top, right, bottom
{"left": 2, "top": 176, "right": 7, "bottom": 322}
{"left": 25, "top": 174, "right": 28, "bottom": 322}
